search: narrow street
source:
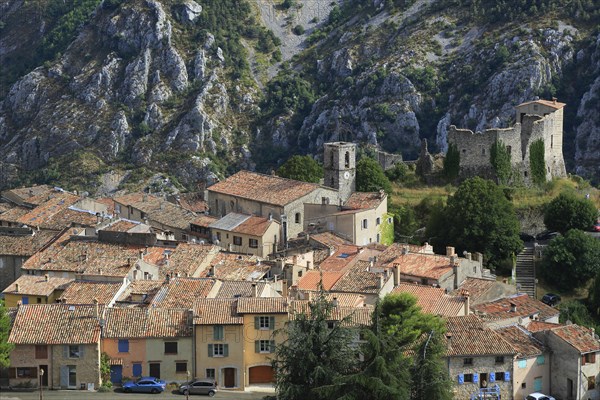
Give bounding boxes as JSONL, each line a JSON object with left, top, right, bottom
{"left": 0, "top": 389, "right": 270, "bottom": 400}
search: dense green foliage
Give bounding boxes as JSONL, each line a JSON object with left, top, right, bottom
{"left": 541, "top": 229, "right": 600, "bottom": 291}
{"left": 100, "top": 353, "right": 113, "bottom": 388}
{"left": 0, "top": 299, "right": 13, "bottom": 368}
{"left": 356, "top": 157, "right": 393, "bottom": 194}
{"left": 543, "top": 192, "right": 598, "bottom": 233}
{"left": 272, "top": 292, "right": 359, "bottom": 400}
{"left": 468, "top": 0, "right": 600, "bottom": 23}
{"left": 559, "top": 300, "right": 599, "bottom": 329}
{"left": 277, "top": 155, "right": 323, "bottom": 183}
{"left": 490, "top": 139, "right": 512, "bottom": 185}
{"left": 411, "top": 331, "right": 454, "bottom": 400}
{"left": 529, "top": 139, "right": 546, "bottom": 186}
{"left": 443, "top": 143, "right": 460, "bottom": 182}
{"left": 427, "top": 177, "right": 522, "bottom": 269}
{"left": 261, "top": 68, "right": 315, "bottom": 118}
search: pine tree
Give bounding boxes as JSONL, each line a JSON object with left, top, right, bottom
{"left": 0, "top": 299, "right": 14, "bottom": 368}
{"left": 411, "top": 331, "right": 454, "bottom": 400}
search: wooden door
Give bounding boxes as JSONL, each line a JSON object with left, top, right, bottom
{"left": 149, "top": 363, "right": 160, "bottom": 379}
{"left": 223, "top": 368, "right": 235, "bottom": 388}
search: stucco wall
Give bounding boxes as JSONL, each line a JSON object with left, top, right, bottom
{"left": 513, "top": 354, "right": 551, "bottom": 399}
{"left": 145, "top": 337, "right": 193, "bottom": 383}
{"left": 102, "top": 338, "right": 147, "bottom": 380}
{"left": 195, "top": 325, "right": 244, "bottom": 389}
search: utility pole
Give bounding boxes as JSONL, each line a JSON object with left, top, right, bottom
{"left": 186, "top": 370, "right": 190, "bottom": 400}
{"left": 39, "top": 368, "right": 44, "bottom": 400}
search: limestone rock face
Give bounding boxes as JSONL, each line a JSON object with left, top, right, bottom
{"left": 173, "top": 0, "right": 202, "bottom": 24}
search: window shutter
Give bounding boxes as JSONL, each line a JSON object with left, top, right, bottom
{"left": 269, "top": 316, "right": 275, "bottom": 330}
{"left": 537, "top": 355, "right": 545, "bottom": 365}
{"left": 255, "top": 341, "right": 260, "bottom": 353}
{"left": 504, "top": 371, "right": 510, "bottom": 382}
{"left": 254, "top": 317, "right": 259, "bottom": 329}
{"left": 270, "top": 340, "right": 275, "bottom": 353}
{"left": 29, "top": 367, "right": 38, "bottom": 378}
{"left": 473, "top": 373, "right": 479, "bottom": 383}
{"left": 223, "top": 344, "right": 229, "bottom": 357}
{"left": 583, "top": 356, "right": 586, "bottom": 365}
{"left": 63, "top": 345, "right": 68, "bottom": 358}
{"left": 8, "top": 368, "right": 16, "bottom": 379}
{"left": 592, "top": 353, "right": 596, "bottom": 363}
{"left": 489, "top": 372, "right": 496, "bottom": 383}
{"left": 208, "top": 344, "right": 213, "bottom": 357}
{"left": 79, "top": 345, "right": 84, "bottom": 358}
{"left": 458, "top": 374, "right": 464, "bottom": 384}
{"left": 132, "top": 363, "right": 142, "bottom": 377}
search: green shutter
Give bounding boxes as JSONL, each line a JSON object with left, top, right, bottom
{"left": 270, "top": 340, "right": 275, "bottom": 353}
{"left": 223, "top": 344, "right": 229, "bottom": 357}
{"left": 254, "top": 316, "right": 259, "bottom": 329}
{"left": 255, "top": 341, "right": 260, "bottom": 353}
{"left": 63, "top": 345, "right": 68, "bottom": 358}
{"left": 269, "top": 316, "right": 275, "bottom": 330}
{"left": 208, "top": 344, "right": 213, "bottom": 357}
{"left": 214, "top": 325, "right": 223, "bottom": 340}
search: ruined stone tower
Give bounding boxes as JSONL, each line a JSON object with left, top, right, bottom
{"left": 324, "top": 142, "right": 356, "bottom": 203}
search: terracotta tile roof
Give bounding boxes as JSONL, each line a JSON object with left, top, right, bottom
{"left": 496, "top": 325, "right": 545, "bottom": 358}
{"left": 237, "top": 297, "right": 289, "bottom": 314}
{"left": 115, "top": 280, "right": 164, "bottom": 305}
{"left": 214, "top": 281, "right": 273, "bottom": 298}
{"left": 197, "top": 252, "right": 269, "bottom": 281}
{"left": 114, "top": 193, "right": 198, "bottom": 230}
{"left": 194, "top": 298, "right": 243, "bottom": 325}
{"left": 103, "top": 308, "right": 192, "bottom": 338}
{"left": 173, "top": 193, "right": 208, "bottom": 213}
{"left": 297, "top": 270, "right": 344, "bottom": 291}
{"left": 309, "top": 232, "right": 352, "bottom": 249}
{"left": 232, "top": 215, "right": 279, "bottom": 236}
{"left": 371, "top": 243, "right": 431, "bottom": 270}
{"left": 59, "top": 281, "right": 122, "bottom": 305}
{"left": 0, "top": 230, "right": 58, "bottom": 256}
{"left": 0, "top": 203, "right": 13, "bottom": 213}
{"left": 2, "top": 185, "right": 53, "bottom": 205}
{"left": 344, "top": 192, "right": 386, "bottom": 210}
{"left": 325, "top": 293, "right": 365, "bottom": 307}
{"left": 9, "top": 304, "right": 101, "bottom": 344}
{"left": 331, "top": 261, "right": 384, "bottom": 294}
{"left": 551, "top": 324, "right": 600, "bottom": 354}
{"left": 289, "top": 300, "right": 373, "bottom": 327}
{"left": 101, "top": 220, "right": 138, "bottom": 232}
{"left": 208, "top": 170, "right": 320, "bottom": 207}
{"left": 2, "top": 275, "right": 73, "bottom": 297}
{"left": 445, "top": 315, "right": 516, "bottom": 356}
{"left": 319, "top": 245, "right": 362, "bottom": 272}
{"left": 518, "top": 99, "right": 566, "bottom": 110}
{"left": 159, "top": 243, "right": 220, "bottom": 277}
{"left": 527, "top": 321, "right": 563, "bottom": 332}
{"left": 150, "top": 278, "right": 215, "bottom": 308}
{"left": 191, "top": 214, "right": 218, "bottom": 227}
{"left": 472, "top": 294, "right": 559, "bottom": 322}
{"left": 16, "top": 192, "right": 83, "bottom": 229}
{"left": 392, "top": 283, "right": 466, "bottom": 317}
{"left": 0, "top": 206, "right": 30, "bottom": 223}
{"left": 38, "top": 207, "right": 99, "bottom": 230}
{"left": 391, "top": 253, "right": 453, "bottom": 280}
{"left": 452, "top": 277, "right": 496, "bottom": 302}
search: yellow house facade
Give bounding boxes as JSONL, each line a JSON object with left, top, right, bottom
{"left": 209, "top": 213, "right": 280, "bottom": 257}
{"left": 2, "top": 275, "right": 72, "bottom": 307}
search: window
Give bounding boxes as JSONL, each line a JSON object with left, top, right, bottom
{"left": 256, "top": 316, "right": 274, "bottom": 330}
{"left": 481, "top": 147, "right": 485, "bottom": 155}
{"left": 295, "top": 213, "right": 301, "bottom": 224}
{"left": 16, "top": 367, "right": 37, "bottom": 378}
{"left": 521, "top": 382, "right": 526, "bottom": 389}
{"left": 536, "top": 355, "right": 545, "bottom": 365}
{"left": 21, "top": 296, "right": 29, "bottom": 305}
{"left": 230, "top": 200, "right": 235, "bottom": 211}
{"left": 37, "top": 297, "right": 42, "bottom": 304}
{"left": 206, "top": 369, "right": 216, "bottom": 379}
{"left": 209, "top": 343, "right": 228, "bottom": 357}
{"left": 233, "top": 236, "right": 242, "bottom": 246}
{"left": 249, "top": 238, "right": 258, "bottom": 248}
{"left": 298, "top": 270, "right": 303, "bottom": 277}
{"left": 464, "top": 373, "right": 473, "bottom": 383}
{"left": 216, "top": 232, "right": 221, "bottom": 241}
{"left": 588, "top": 376, "right": 596, "bottom": 390}
{"left": 551, "top": 135, "right": 553, "bottom": 149}
{"left": 583, "top": 352, "right": 596, "bottom": 365}
{"left": 132, "top": 363, "right": 142, "bottom": 377}
{"left": 322, "top": 197, "right": 329, "bottom": 205}
{"left": 345, "top": 151, "right": 350, "bottom": 168}
{"left": 507, "top": 145, "right": 512, "bottom": 155}
{"left": 496, "top": 372, "right": 504, "bottom": 381}
{"left": 534, "top": 376, "right": 543, "bottom": 392}
{"left": 164, "top": 342, "right": 178, "bottom": 355}
{"left": 387, "top": 217, "right": 393, "bottom": 224}
{"left": 176, "top": 362, "right": 187, "bottom": 373}
{"left": 68, "top": 345, "right": 80, "bottom": 358}
{"left": 255, "top": 340, "right": 275, "bottom": 353}
{"left": 35, "top": 345, "right": 48, "bottom": 359}
{"left": 118, "top": 339, "right": 129, "bottom": 353}
{"left": 495, "top": 356, "right": 504, "bottom": 364}
{"left": 362, "top": 219, "right": 368, "bottom": 229}
{"left": 213, "top": 325, "right": 224, "bottom": 341}
{"left": 463, "top": 358, "right": 473, "bottom": 366}
{"left": 376, "top": 217, "right": 381, "bottom": 225}
{"left": 518, "top": 359, "right": 527, "bottom": 368}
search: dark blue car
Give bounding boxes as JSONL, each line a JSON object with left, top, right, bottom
{"left": 123, "top": 377, "right": 166, "bottom": 394}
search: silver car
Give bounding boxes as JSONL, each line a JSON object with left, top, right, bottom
{"left": 179, "top": 379, "right": 217, "bottom": 397}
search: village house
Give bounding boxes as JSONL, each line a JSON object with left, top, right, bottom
{"left": 2, "top": 274, "right": 73, "bottom": 307}
{"left": 8, "top": 303, "right": 102, "bottom": 390}
{"left": 209, "top": 213, "right": 280, "bottom": 257}
{"left": 391, "top": 283, "right": 468, "bottom": 317}
{"left": 58, "top": 280, "right": 125, "bottom": 306}
{"left": 472, "top": 293, "right": 560, "bottom": 329}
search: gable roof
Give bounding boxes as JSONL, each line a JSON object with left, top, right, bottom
{"left": 297, "top": 270, "right": 344, "bottom": 291}
{"left": 149, "top": 278, "right": 215, "bottom": 308}
{"left": 237, "top": 297, "right": 289, "bottom": 314}
{"left": 344, "top": 192, "right": 386, "bottom": 210}
{"left": 495, "top": 325, "right": 545, "bottom": 358}
{"left": 213, "top": 281, "right": 279, "bottom": 299}
{"left": 103, "top": 308, "right": 192, "bottom": 338}
{"left": 2, "top": 185, "right": 54, "bottom": 205}
{"left": 59, "top": 281, "right": 122, "bottom": 305}
{"left": 208, "top": 170, "right": 321, "bottom": 207}
{"left": 9, "top": 304, "right": 101, "bottom": 344}
{"left": 551, "top": 324, "right": 600, "bottom": 354}
{"left": 113, "top": 193, "right": 198, "bottom": 230}
{"left": 392, "top": 253, "right": 454, "bottom": 280}
{"left": 331, "top": 261, "right": 385, "bottom": 294}
{"left": 527, "top": 321, "right": 563, "bottom": 332}
{"left": 197, "top": 252, "right": 270, "bottom": 281}
{"left": 2, "top": 275, "right": 73, "bottom": 297}
{"left": 0, "top": 230, "right": 59, "bottom": 257}
{"left": 194, "top": 298, "right": 243, "bottom": 325}
{"left": 517, "top": 99, "right": 566, "bottom": 110}
{"left": 233, "top": 215, "right": 279, "bottom": 236}
{"left": 392, "top": 283, "right": 465, "bottom": 317}
{"left": 319, "top": 245, "right": 362, "bottom": 272}
{"left": 445, "top": 315, "right": 516, "bottom": 356}
{"left": 472, "top": 294, "right": 559, "bottom": 322}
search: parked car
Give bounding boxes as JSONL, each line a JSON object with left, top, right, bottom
{"left": 520, "top": 232, "right": 536, "bottom": 242}
{"left": 179, "top": 379, "right": 217, "bottom": 396}
{"left": 123, "top": 377, "right": 166, "bottom": 394}
{"left": 593, "top": 221, "right": 600, "bottom": 232}
{"left": 541, "top": 293, "right": 561, "bottom": 307}
{"left": 525, "top": 393, "right": 555, "bottom": 400}
{"left": 535, "top": 231, "right": 560, "bottom": 241}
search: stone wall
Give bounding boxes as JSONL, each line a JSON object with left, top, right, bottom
{"left": 448, "top": 355, "right": 513, "bottom": 400}
{"left": 377, "top": 150, "right": 403, "bottom": 171}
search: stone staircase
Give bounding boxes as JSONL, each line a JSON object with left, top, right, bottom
{"left": 516, "top": 245, "right": 536, "bottom": 298}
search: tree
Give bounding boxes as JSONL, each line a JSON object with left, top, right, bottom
{"left": 356, "top": 157, "right": 392, "bottom": 193}
{"left": 443, "top": 143, "right": 460, "bottom": 182}
{"left": 272, "top": 292, "right": 359, "bottom": 400}
{"left": 490, "top": 139, "right": 512, "bottom": 185}
{"left": 543, "top": 192, "right": 598, "bottom": 234}
{"left": 529, "top": 139, "right": 546, "bottom": 186}
{"left": 411, "top": 331, "right": 454, "bottom": 400}
{"left": 541, "top": 229, "right": 600, "bottom": 291}
{"left": 0, "top": 299, "right": 14, "bottom": 368}
{"left": 426, "top": 177, "right": 522, "bottom": 269}
{"left": 277, "top": 155, "right": 323, "bottom": 183}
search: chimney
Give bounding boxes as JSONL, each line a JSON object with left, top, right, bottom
{"left": 510, "top": 302, "right": 517, "bottom": 313}
{"left": 446, "top": 333, "right": 452, "bottom": 350}
{"left": 15, "top": 283, "right": 19, "bottom": 293}
{"left": 165, "top": 274, "right": 170, "bottom": 283}
{"left": 281, "top": 279, "right": 289, "bottom": 298}
{"left": 378, "top": 274, "right": 384, "bottom": 290}
{"left": 93, "top": 298, "right": 99, "bottom": 319}
{"left": 552, "top": 97, "right": 557, "bottom": 104}
{"left": 446, "top": 246, "right": 455, "bottom": 257}
{"left": 96, "top": 212, "right": 102, "bottom": 224}
{"left": 139, "top": 250, "right": 144, "bottom": 262}
{"left": 44, "top": 274, "right": 49, "bottom": 282}
{"left": 332, "top": 297, "right": 338, "bottom": 307}
{"left": 252, "top": 283, "right": 258, "bottom": 297}
{"left": 393, "top": 264, "right": 400, "bottom": 286}
{"left": 402, "top": 245, "right": 409, "bottom": 255}
{"left": 463, "top": 290, "right": 470, "bottom": 316}
{"left": 466, "top": 252, "right": 472, "bottom": 261}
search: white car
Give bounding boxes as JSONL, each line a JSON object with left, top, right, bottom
{"left": 526, "top": 393, "right": 555, "bottom": 400}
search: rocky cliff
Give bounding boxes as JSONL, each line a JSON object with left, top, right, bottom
{"left": 0, "top": 0, "right": 599, "bottom": 192}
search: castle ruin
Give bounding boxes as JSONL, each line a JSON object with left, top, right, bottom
{"left": 447, "top": 99, "right": 567, "bottom": 184}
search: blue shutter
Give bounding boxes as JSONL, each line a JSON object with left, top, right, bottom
{"left": 504, "top": 371, "right": 511, "bottom": 381}
{"left": 534, "top": 377, "right": 543, "bottom": 391}
{"left": 21, "top": 296, "right": 29, "bottom": 305}
{"left": 473, "top": 373, "right": 479, "bottom": 383}
{"left": 489, "top": 372, "right": 496, "bottom": 382}
{"left": 537, "top": 355, "right": 545, "bottom": 365}
{"left": 132, "top": 363, "right": 142, "bottom": 377}
{"left": 118, "top": 339, "right": 129, "bottom": 353}
{"left": 458, "top": 374, "right": 464, "bottom": 384}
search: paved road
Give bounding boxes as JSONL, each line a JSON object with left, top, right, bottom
{"left": 0, "top": 389, "right": 271, "bottom": 400}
